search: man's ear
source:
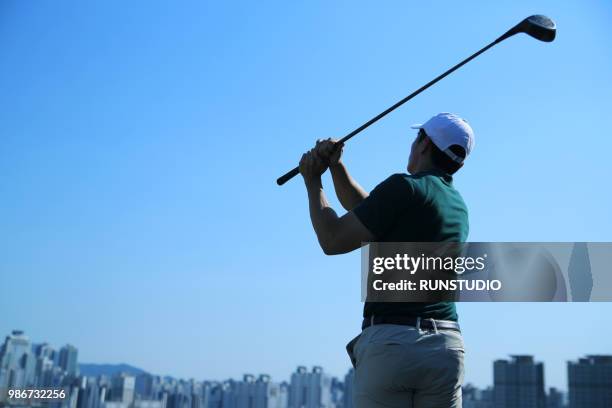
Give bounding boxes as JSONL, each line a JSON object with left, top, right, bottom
{"left": 419, "top": 136, "right": 432, "bottom": 154}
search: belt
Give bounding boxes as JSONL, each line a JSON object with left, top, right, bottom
{"left": 362, "top": 315, "right": 461, "bottom": 332}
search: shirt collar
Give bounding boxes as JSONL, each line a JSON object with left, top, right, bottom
{"left": 415, "top": 169, "right": 453, "bottom": 184}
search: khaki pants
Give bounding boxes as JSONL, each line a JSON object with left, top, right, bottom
{"left": 348, "top": 323, "right": 465, "bottom": 408}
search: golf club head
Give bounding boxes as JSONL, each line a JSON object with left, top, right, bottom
{"left": 497, "top": 15, "right": 556, "bottom": 43}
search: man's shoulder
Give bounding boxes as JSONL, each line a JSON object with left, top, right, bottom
{"left": 407, "top": 171, "right": 458, "bottom": 191}
{"left": 392, "top": 171, "right": 465, "bottom": 208}
{"left": 376, "top": 173, "right": 419, "bottom": 193}
{"left": 372, "top": 172, "right": 459, "bottom": 200}
{"left": 382, "top": 172, "right": 418, "bottom": 184}
{"left": 381, "top": 172, "right": 431, "bottom": 191}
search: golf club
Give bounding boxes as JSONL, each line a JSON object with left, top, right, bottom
{"left": 276, "top": 14, "right": 556, "bottom": 186}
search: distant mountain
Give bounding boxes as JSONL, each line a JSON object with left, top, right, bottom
{"left": 79, "top": 363, "right": 148, "bottom": 377}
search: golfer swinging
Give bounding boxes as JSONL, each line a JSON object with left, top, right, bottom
{"left": 298, "top": 112, "right": 474, "bottom": 408}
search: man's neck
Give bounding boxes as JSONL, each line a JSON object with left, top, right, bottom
{"left": 411, "top": 162, "right": 438, "bottom": 174}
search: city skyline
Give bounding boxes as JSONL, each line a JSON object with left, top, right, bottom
{"left": 3, "top": 330, "right": 611, "bottom": 408}
{"left": 2, "top": 330, "right": 609, "bottom": 393}
{"left": 5, "top": 303, "right": 609, "bottom": 391}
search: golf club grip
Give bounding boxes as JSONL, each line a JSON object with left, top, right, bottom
{"left": 277, "top": 166, "right": 300, "bottom": 185}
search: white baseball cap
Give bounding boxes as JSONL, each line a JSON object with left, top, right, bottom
{"left": 410, "top": 112, "right": 475, "bottom": 164}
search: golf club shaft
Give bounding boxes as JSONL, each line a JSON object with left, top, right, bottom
{"left": 276, "top": 37, "right": 502, "bottom": 186}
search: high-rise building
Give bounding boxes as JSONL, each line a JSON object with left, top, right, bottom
{"left": 34, "top": 356, "right": 56, "bottom": 387}
{"left": 0, "top": 330, "right": 37, "bottom": 402}
{"left": 288, "top": 366, "right": 333, "bottom": 408}
{"left": 343, "top": 368, "right": 354, "bottom": 408}
{"left": 165, "top": 389, "right": 191, "bottom": 408}
{"left": 235, "top": 374, "right": 257, "bottom": 407}
{"left": 463, "top": 384, "right": 494, "bottom": 408}
{"left": 135, "top": 373, "right": 160, "bottom": 400}
{"left": 494, "top": 355, "right": 546, "bottom": 408}
{"left": 223, "top": 374, "right": 287, "bottom": 408}
{"left": 568, "top": 355, "right": 612, "bottom": 408}
{"left": 206, "top": 383, "right": 222, "bottom": 408}
{"left": 546, "top": 387, "right": 565, "bottom": 408}
{"left": 59, "top": 344, "right": 79, "bottom": 377}
{"left": 111, "top": 374, "right": 136, "bottom": 404}
{"left": 329, "top": 377, "right": 343, "bottom": 408}
{"left": 33, "top": 342, "right": 58, "bottom": 387}
{"left": 253, "top": 374, "right": 287, "bottom": 408}
{"left": 34, "top": 343, "right": 56, "bottom": 360}
{"left": 76, "top": 377, "right": 103, "bottom": 408}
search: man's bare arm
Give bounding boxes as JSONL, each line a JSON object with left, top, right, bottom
{"left": 329, "top": 161, "right": 369, "bottom": 211}
{"left": 316, "top": 139, "right": 368, "bottom": 211}
{"left": 300, "top": 150, "right": 375, "bottom": 255}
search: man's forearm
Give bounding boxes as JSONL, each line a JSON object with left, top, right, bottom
{"left": 329, "top": 161, "right": 368, "bottom": 211}
{"left": 305, "top": 178, "right": 341, "bottom": 253}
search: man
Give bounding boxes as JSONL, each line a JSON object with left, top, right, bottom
{"left": 298, "top": 112, "right": 474, "bottom": 408}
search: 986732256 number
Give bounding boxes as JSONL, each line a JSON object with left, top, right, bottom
{"left": 7, "top": 389, "right": 67, "bottom": 400}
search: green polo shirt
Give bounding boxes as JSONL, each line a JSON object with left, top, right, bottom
{"left": 353, "top": 170, "right": 469, "bottom": 321}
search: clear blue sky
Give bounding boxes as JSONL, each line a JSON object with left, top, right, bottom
{"left": 1, "top": 0, "right": 611, "bottom": 391}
